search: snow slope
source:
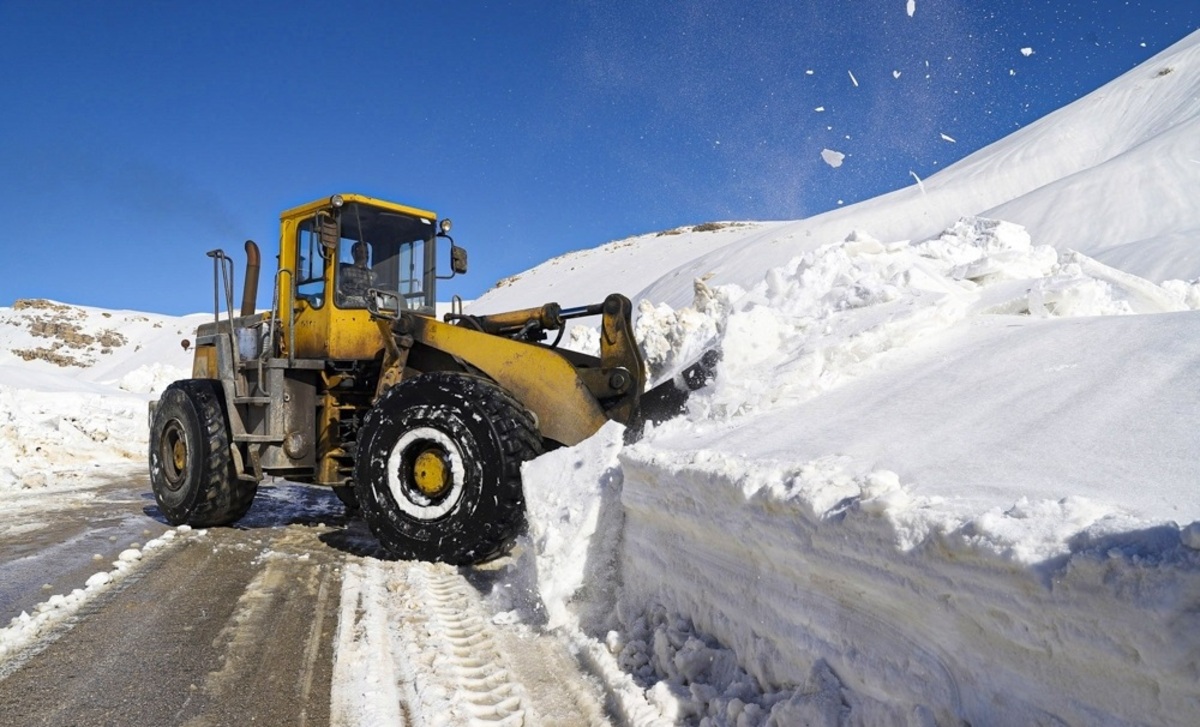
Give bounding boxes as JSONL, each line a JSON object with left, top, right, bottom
{"left": 472, "top": 31, "right": 1200, "bottom": 315}
{"left": 0, "top": 300, "right": 202, "bottom": 491}
{"left": 514, "top": 220, "right": 1200, "bottom": 725}
{"left": 1, "top": 28, "right": 1199, "bottom": 727}
{"left": 488, "top": 30, "right": 1200, "bottom": 726}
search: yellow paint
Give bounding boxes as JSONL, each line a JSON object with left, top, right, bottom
{"left": 279, "top": 193, "right": 435, "bottom": 226}
{"left": 278, "top": 194, "right": 438, "bottom": 362}
{"left": 413, "top": 449, "right": 449, "bottom": 497}
{"left": 410, "top": 316, "right": 608, "bottom": 446}
{"left": 191, "top": 346, "right": 216, "bottom": 379}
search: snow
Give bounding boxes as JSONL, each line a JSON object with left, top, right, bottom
{"left": 470, "top": 31, "right": 1200, "bottom": 725}
{"left": 820, "top": 148, "right": 845, "bottom": 168}
{"left": 494, "top": 208, "right": 1200, "bottom": 723}
{"left": 3, "top": 28, "right": 1200, "bottom": 727}
{"left": 0, "top": 302, "right": 199, "bottom": 493}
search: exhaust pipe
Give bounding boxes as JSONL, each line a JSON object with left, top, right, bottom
{"left": 240, "top": 240, "right": 261, "bottom": 316}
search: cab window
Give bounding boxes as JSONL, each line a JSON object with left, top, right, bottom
{"left": 295, "top": 216, "right": 327, "bottom": 307}
{"left": 335, "top": 202, "right": 435, "bottom": 311}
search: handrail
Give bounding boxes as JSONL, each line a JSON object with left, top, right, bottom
{"left": 206, "top": 249, "right": 232, "bottom": 323}
{"left": 269, "top": 267, "right": 294, "bottom": 367}
{"left": 206, "top": 249, "right": 243, "bottom": 396}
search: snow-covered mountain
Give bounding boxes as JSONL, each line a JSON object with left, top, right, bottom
{"left": 0, "top": 300, "right": 202, "bottom": 491}
{"left": 472, "top": 30, "right": 1200, "bottom": 315}
{"left": 2, "top": 29, "right": 1199, "bottom": 727}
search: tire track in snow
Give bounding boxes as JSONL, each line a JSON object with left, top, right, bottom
{"left": 333, "top": 560, "right": 529, "bottom": 725}
{"left": 332, "top": 561, "right": 414, "bottom": 726}
{"left": 415, "top": 567, "right": 529, "bottom": 724}
{"left": 333, "top": 558, "right": 613, "bottom": 726}
{"left": 178, "top": 527, "right": 341, "bottom": 727}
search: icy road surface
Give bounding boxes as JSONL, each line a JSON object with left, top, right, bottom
{"left": 0, "top": 470, "right": 613, "bottom": 726}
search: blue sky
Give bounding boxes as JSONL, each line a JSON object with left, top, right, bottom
{"left": 2, "top": 1, "right": 1197, "bottom": 315}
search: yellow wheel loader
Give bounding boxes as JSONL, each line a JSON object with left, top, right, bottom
{"left": 149, "top": 193, "right": 698, "bottom": 565}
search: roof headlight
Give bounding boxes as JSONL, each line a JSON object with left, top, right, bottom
{"left": 330, "top": 194, "right": 345, "bottom": 208}
{"left": 439, "top": 218, "right": 452, "bottom": 234}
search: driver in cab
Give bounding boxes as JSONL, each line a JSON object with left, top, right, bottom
{"left": 338, "top": 241, "right": 375, "bottom": 306}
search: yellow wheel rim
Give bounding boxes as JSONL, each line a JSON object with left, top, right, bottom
{"left": 172, "top": 438, "right": 187, "bottom": 472}
{"left": 412, "top": 448, "right": 449, "bottom": 497}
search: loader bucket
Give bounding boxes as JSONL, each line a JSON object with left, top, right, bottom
{"left": 625, "top": 348, "right": 721, "bottom": 443}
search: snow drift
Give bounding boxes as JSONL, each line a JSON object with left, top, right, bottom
{"left": 489, "top": 31, "right": 1200, "bottom": 726}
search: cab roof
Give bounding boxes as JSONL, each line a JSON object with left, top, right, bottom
{"left": 280, "top": 193, "right": 437, "bottom": 222}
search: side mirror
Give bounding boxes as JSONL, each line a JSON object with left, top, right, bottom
{"left": 450, "top": 245, "right": 468, "bottom": 275}
{"left": 318, "top": 213, "right": 338, "bottom": 252}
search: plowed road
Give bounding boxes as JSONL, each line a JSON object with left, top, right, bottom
{"left": 0, "top": 475, "right": 612, "bottom": 726}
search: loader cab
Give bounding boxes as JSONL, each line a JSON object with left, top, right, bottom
{"left": 281, "top": 194, "right": 458, "bottom": 360}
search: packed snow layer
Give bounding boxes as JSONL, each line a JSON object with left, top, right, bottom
{"left": 615, "top": 450, "right": 1199, "bottom": 725}
{"left": 515, "top": 217, "right": 1200, "bottom": 725}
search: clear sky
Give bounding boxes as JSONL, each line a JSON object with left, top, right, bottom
{"left": 2, "top": 1, "right": 1196, "bottom": 314}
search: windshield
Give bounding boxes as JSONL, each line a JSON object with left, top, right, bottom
{"left": 334, "top": 202, "right": 436, "bottom": 310}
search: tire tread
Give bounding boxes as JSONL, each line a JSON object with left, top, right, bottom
{"left": 356, "top": 372, "right": 543, "bottom": 565}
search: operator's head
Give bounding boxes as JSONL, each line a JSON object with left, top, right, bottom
{"left": 352, "top": 241, "right": 369, "bottom": 265}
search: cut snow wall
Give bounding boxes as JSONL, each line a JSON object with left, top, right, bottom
{"left": 615, "top": 448, "right": 1200, "bottom": 725}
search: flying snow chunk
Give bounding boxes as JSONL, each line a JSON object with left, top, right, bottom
{"left": 815, "top": 106, "right": 826, "bottom": 112}
{"left": 940, "top": 133, "right": 957, "bottom": 143}
{"left": 848, "top": 70, "right": 859, "bottom": 87}
{"left": 821, "top": 149, "right": 845, "bottom": 168}
{"left": 893, "top": 70, "right": 901, "bottom": 79}
{"left": 906, "top": 0, "right": 916, "bottom": 17}
{"left": 1021, "top": 47, "right": 1035, "bottom": 57}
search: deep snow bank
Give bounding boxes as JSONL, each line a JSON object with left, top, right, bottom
{"left": 516, "top": 217, "right": 1200, "bottom": 725}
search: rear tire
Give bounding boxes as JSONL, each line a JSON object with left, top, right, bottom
{"left": 354, "top": 372, "right": 543, "bottom": 565}
{"left": 149, "top": 379, "right": 257, "bottom": 526}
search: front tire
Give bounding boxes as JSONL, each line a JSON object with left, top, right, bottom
{"left": 333, "top": 485, "right": 359, "bottom": 511}
{"left": 354, "top": 372, "right": 543, "bottom": 565}
{"left": 149, "top": 379, "right": 257, "bottom": 526}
